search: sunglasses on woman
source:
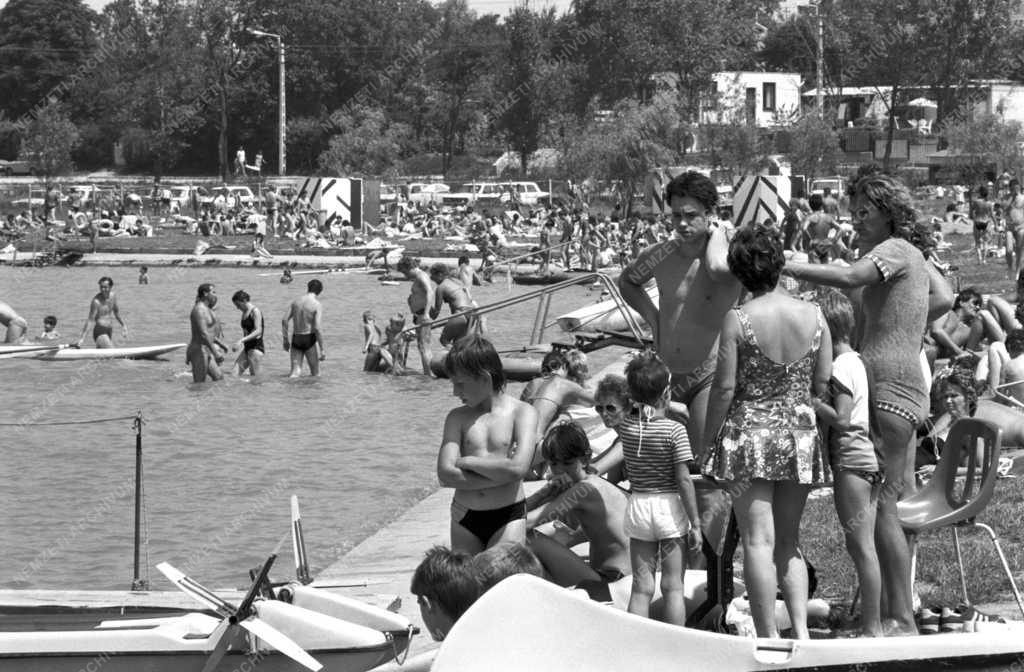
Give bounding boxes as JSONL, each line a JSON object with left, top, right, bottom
{"left": 596, "top": 404, "right": 622, "bottom": 414}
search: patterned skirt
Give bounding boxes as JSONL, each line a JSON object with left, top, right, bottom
{"left": 703, "top": 421, "right": 832, "bottom": 487}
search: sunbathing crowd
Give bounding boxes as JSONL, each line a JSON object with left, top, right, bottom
{"left": 408, "top": 168, "right": 1024, "bottom": 646}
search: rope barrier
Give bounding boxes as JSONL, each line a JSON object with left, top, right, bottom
{"left": 0, "top": 414, "right": 138, "bottom": 427}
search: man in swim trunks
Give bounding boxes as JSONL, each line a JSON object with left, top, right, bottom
{"left": 187, "top": 283, "right": 225, "bottom": 383}
{"left": 398, "top": 254, "right": 435, "bottom": 376}
{"left": 282, "top": 278, "right": 326, "bottom": 377}
{"left": 619, "top": 171, "right": 742, "bottom": 562}
{"left": 0, "top": 300, "right": 29, "bottom": 343}
{"left": 76, "top": 276, "right": 128, "bottom": 348}
{"left": 429, "top": 262, "right": 478, "bottom": 346}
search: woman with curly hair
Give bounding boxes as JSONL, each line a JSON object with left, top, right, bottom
{"left": 782, "top": 172, "right": 953, "bottom": 636}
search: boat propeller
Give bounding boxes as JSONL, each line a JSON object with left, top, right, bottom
{"left": 157, "top": 555, "right": 323, "bottom": 672}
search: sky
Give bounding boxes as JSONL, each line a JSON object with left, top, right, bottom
{"left": 0, "top": 0, "right": 575, "bottom": 17}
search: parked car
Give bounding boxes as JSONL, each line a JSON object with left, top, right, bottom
{"left": 380, "top": 184, "right": 399, "bottom": 204}
{"left": 198, "top": 185, "right": 255, "bottom": 210}
{"left": 227, "top": 185, "right": 256, "bottom": 208}
{"left": 442, "top": 182, "right": 505, "bottom": 207}
{"left": 407, "top": 182, "right": 450, "bottom": 205}
{"left": 501, "top": 181, "right": 550, "bottom": 205}
{"left": 0, "top": 159, "right": 31, "bottom": 176}
{"left": 168, "top": 186, "right": 201, "bottom": 213}
{"left": 809, "top": 176, "right": 847, "bottom": 197}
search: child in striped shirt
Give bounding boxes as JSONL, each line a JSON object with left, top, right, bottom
{"left": 620, "top": 351, "right": 701, "bottom": 625}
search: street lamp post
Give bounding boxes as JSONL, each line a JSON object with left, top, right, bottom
{"left": 249, "top": 29, "right": 286, "bottom": 176}
{"left": 808, "top": 1, "right": 824, "bottom": 119}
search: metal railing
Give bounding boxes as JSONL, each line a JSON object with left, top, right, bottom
{"left": 402, "top": 271, "right": 647, "bottom": 348}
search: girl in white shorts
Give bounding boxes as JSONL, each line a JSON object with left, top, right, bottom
{"left": 619, "top": 351, "right": 701, "bottom": 626}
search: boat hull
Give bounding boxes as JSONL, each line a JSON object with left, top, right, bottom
{"left": 555, "top": 285, "right": 657, "bottom": 333}
{"left": 0, "top": 647, "right": 398, "bottom": 672}
{"left": 6, "top": 343, "right": 186, "bottom": 361}
{"left": 432, "top": 574, "right": 1024, "bottom": 672}
{"left": 430, "top": 352, "right": 542, "bottom": 382}
{"left": 0, "top": 586, "right": 414, "bottom": 672}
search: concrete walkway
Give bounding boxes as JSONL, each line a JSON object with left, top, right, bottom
{"left": 318, "top": 486, "right": 452, "bottom": 662}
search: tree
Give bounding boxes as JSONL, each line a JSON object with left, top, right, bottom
{"left": 786, "top": 113, "right": 841, "bottom": 180}
{"left": 573, "top": 0, "right": 765, "bottom": 118}
{"left": 944, "top": 112, "right": 1024, "bottom": 183}
{"left": 0, "top": 0, "right": 99, "bottom": 121}
{"left": 318, "top": 105, "right": 413, "bottom": 177}
{"left": 561, "top": 93, "right": 684, "bottom": 216}
{"left": 493, "top": 7, "right": 548, "bottom": 176}
{"left": 286, "top": 116, "right": 328, "bottom": 175}
{"left": 19, "top": 103, "right": 80, "bottom": 177}
{"left": 699, "top": 122, "right": 767, "bottom": 182}
{"left": 426, "top": 2, "right": 500, "bottom": 174}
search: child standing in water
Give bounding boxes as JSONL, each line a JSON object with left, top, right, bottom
{"left": 361, "top": 310, "right": 383, "bottom": 371}
{"left": 437, "top": 334, "right": 538, "bottom": 553}
{"left": 813, "top": 289, "right": 882, "bottom": 637}
{"left": 620, "top": 351, "right": 701, "bottom": 625}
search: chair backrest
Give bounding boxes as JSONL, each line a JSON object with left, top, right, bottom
{"left": 934, "top": 418, "right": 1002, "bottom": 521}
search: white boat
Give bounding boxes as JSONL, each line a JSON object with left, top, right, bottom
{"left": 4, "top": 343, "right": 185, "bottom": 360}
{"left": 555, "top": 285, "right": 657, "bottom": 333}
{"left": 432, "top": 574, "right": 1024, "bottom": 671}
{"left": 0, "top": 497, "right": 416, "bottom": 672}
{"left": 0, "top": 579, "right": 414, "bottom": 672}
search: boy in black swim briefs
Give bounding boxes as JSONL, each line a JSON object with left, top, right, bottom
{"left": 436, "top": 335, "right": 538, "bottom": 554}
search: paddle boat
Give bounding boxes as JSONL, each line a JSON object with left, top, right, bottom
{"left": 0, "top": 498, "right": 416, "bottom": 672}
{"left": 512, "top": 271, "right": 573, "bottom": 286}
{"left": 428, "top": 351, "right": 543, "bottom": 382}
{"left": 555, "top": 284, "right": 657, "bottom": 333}
{"left": 0, "top": 342, "right": 185, "bottom": 360}
{"left": 431, "top": 574, "right": 1024, "bottom": 671}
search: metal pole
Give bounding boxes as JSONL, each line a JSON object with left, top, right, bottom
{"left": 131, "top": 411, "right": 148, "bottom": 591}
{"left": 816, "top": 2, "right": 824, "bottom": 119}
{"left": 278, "top": 37, "right": 286, "bottom": 176}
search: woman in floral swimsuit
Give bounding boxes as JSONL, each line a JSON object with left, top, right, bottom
{"left": 703, "top": 224, "right": 833, "bottom": 639}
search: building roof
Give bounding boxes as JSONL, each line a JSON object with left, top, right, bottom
{"left": 802, "top": 86, "right": 892, "bottom": 98}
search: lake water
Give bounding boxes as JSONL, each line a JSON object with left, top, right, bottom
{"left": 0, "top": 265, "right": 621, "bottom": 591}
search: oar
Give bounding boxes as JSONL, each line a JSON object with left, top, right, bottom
{"left": 157, "top": 556, "right": 322, "bottom": 672}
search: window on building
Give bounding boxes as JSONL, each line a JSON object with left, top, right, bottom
{"left": 763, "top": 82, "right": 777, "bottom": 112}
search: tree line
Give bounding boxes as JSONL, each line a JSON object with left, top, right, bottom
{"left": 1, "top": 0, "right": 1022, "bottom": 183}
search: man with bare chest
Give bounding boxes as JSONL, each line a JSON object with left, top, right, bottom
{"left": 619, "top": 171, "right": 741, "bottom": 560}
{"left": 76, "top": 276, "right": 128, "bottom": 348}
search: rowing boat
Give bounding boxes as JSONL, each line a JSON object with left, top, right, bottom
{"left": 4, "top": 343, "right": 186, "bottom": 361}
{"left": 432, "top": 575, "right": 1024, "bottom": 671}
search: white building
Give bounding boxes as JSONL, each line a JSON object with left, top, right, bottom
{"left": 700, "top": 71, "right": 803, "bottom": 128}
